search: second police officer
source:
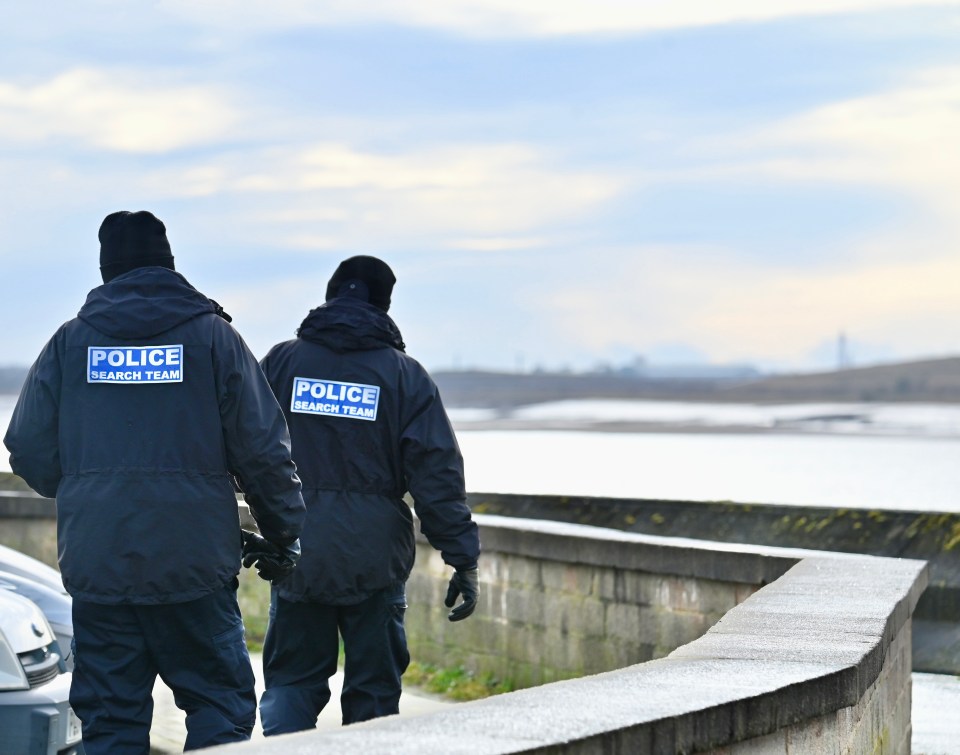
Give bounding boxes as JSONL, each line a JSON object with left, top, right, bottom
{"left": 256, "top": 255, "right": 481, "bottom": 733}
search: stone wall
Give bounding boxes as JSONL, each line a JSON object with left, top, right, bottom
{"left": 224, "top": 515, "right": 926, "bottom": 755}
{"left": 466, "top": 491, "right": 960, "bottom": 673}
{"left": 406, "top": 515, "right": 790, "bottom": 687}
{"left": 0, "top": 491, "right": 58, "bottom": 566}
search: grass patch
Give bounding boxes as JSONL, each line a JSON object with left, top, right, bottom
{"left": 403, "top": 661, "right": 513, "bottom": 701}
{"left": 236, "top": 567, "right": 273, "bottom": 652}
{"left": 244, "top": 615, "right": 269, "bottom": 653}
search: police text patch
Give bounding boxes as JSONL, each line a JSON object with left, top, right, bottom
{"left": 291, "top": 377, "right": 380, "bottom": 421}
{"left": 87, "top": 345, "right": 184, "bottom": 384}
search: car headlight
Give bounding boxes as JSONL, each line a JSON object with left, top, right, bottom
{"left": 0, "top": 627, "right": 29, "bottom": 691}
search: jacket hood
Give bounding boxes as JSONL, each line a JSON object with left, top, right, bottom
{"left": 297, "top": 297, "right": 405, "bottom": 353}
{"left": 78, "top": 266, "right": 225, "bottom": 339}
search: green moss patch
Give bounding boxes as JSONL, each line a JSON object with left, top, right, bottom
{"left": 403, "top": 662, "right": 513, "bottom": 701}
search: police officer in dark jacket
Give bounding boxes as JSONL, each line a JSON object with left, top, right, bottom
{"left": 257, "top": 255, "right": 480, "bottom": 733}
{"left": 3, "top": 211, "right": 306, "bottom": 753}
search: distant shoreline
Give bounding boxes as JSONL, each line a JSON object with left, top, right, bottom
{"left": 432, "top": 357, "right": 960, "bottom": 407}
{"left": 450, "top": 418, "right": 960, "bottom": 441}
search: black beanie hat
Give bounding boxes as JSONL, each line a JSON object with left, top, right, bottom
{"left": 99, "top": 210, "right": 175, "bottom": 283}
{"left": 325, "top": 255, "right": 396, "bottom": 312}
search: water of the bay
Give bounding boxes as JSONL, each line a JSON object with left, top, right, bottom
{"left": 456, "top": 429, "right": 960, "bottom": 512}
{"left": 3, "top": 395, "right": 960, "bottom": 512}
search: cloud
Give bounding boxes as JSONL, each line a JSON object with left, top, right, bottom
{"left": 734, "top": 66, "right": 960, "bottom": 223}
{"left": 209, "top": 275, "right": 321, "bottom": 358}
{"left": 0, "top": 69, "right": 237, "bottom": 153}
{"left": 449, "top": 236, "right": 550, "bottom": 251}
{"left": 539, "top": 237, "right": 960, "bottom": 368}
{"left": 160, "top": 0, "right": 960, "bottom": 38}
{"left": 693, "top": 249, "right": 960, "bottom": 364}
{"left": 141, "top": 142, "right": 624, "bottom": 247}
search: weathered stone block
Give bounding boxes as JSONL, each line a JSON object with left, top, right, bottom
{"left": 716, "top": 726, "right": 785, "bottom": 754}
{"left": 605, "top": 602, "right": 643, "bottom": 642}
{"left": 503, "top": 585, "right": 546, "bottom": 628}
{"left": 540, "top": 628, "right": 586, "bottom": 673}
{"left": 653, "top": 609, "right": 712, "bottom": 655}
{"left": 690, "top": 579, "right": 741, "bottom": 617}
{"left": 495, "top": 552, "right": 543, "bottom": 589}
{"left": 595, "top": 567, "right": 655, "bottom": 605}
{"left": 505, "top": 621, "right": 544, "bottom": 668}
{"left": 0, "top": 520, "right": 60, "bottom": 568}
{"left": 783, "top": 714, "right": 840, "bottom": 754}
{"left": 543, "top": 592, "right": 605, "bottom": 639}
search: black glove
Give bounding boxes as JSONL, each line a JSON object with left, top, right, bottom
{"left": 241, "top": 530, "right": 301, "bottom": 584}
{"left": 444, "top": 566, "right": 479, "bottom": 622}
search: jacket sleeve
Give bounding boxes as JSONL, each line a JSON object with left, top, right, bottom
{"left": 3, "top": 331, "right": 64, "bottom": 498}
{"left": 401, "top": 367, "right": 480, "bottom": 569}
{"left": 212, "top": 321, "right": 305, "bottom": 544}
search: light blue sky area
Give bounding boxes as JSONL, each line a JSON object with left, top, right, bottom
{"left": 2, "top": 2, "right": 960, "bottom": 373}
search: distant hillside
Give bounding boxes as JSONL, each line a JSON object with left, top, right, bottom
{"left": 718, "top": 356, "right": 960, "bottom": 404}
{"left": 435, "top": 356, "right": 960, "bottom": 407}
{"left": 433, "top": 370, "right": 746, "bottom": 408}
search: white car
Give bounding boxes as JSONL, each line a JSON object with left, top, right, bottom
{"left": 0, "top": 547, "right": 82, "bottom": 755}
{"left": 0, "top": 546, "right": 72, "bottom": 671}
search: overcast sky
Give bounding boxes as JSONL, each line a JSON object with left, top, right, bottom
{"left": 2, "top": 0, "right": 960, "bottom": 374}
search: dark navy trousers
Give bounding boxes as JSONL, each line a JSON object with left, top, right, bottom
{"left": 260, "top": 582, "right": 410, "bottom": 734}
{"left": 70, "top": 579, "right": 256, "bottom": 754}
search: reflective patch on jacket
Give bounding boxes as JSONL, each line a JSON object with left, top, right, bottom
{"left": 290, "top": 376, "right": 380, "bottom": 421}
{"left": 87, "top": 345, "right": 183, "bottom": 384}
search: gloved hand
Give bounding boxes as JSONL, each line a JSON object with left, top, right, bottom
{"left": 241, "top": 530, "right": 301, "bottom": 584}
{"left": 444, "top": 566, "right": 479, "bottom": 622}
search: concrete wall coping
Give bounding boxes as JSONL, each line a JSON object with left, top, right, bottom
{"left": 0, "top": 490, "right": 56, "bottom": 518}
{"left": 215, "top": 516, "right": 928, "bottom": 755}
{"left": 467, "top": 513, "right": 884, "bottom": 588}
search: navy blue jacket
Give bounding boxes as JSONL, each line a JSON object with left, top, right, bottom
{"left": 260, "top": 297, "right": 479, "bottom": 604}
{"left": 3, "top": 267, "right": 305, "bottom": 604}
